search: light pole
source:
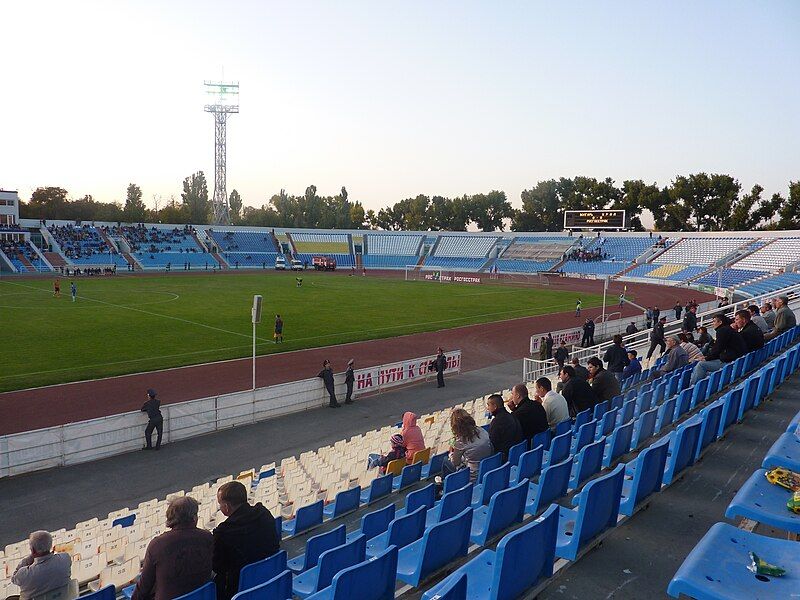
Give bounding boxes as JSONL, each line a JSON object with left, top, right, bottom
{"left": 601, "top": 275, "right": 609, "bottom": 324}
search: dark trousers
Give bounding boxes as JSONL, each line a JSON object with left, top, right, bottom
{"left": 326, "top": 386, "right": 339, "bottom": 407}
{"left": 647, "top": 340, "right": 666, "bottom": 359}
{"left": 145, "top": 418, "right": 163, "bottom": 449}
{"left": 345, "top": 382, "right": 354, "bottom": 402}
{"left": 437, "top": 371, "right": 445, "bottom": 388}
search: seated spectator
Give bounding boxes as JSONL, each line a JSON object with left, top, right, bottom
{"left": 622, "top": 350, "right": 642, "bottom": 379}
{"left": 747, "top": 304, "right": 769, "bottom": 333}
{"left": 587, "top": 357, "right": 620, "bottom": 402}
{"left": 761, "top": 302, "right": 776, "bottom": 329}
{"left": 559, "top": 365, "right": 597, "bottom": 416}
{"left": 368, "top": 434, "right": 406, "bottom": 474}
{"left": 764, "top": 295, "right": 796, "bottom": 341}
{"left": 690, "top": 314, "right": 747, "bottom": 385}
{"left": 506, "top": 383, "right": 549, "bottom": 439}
{"left": 602, "top": 334, "right": 629, "bottom": 382}
{"left": 678, "top": 333, "right": 705, "bottom": 362}
{"left": 213, "top": 481, "right": 280, "bottom": 600}
{"left": 132, "top": 496, "right": 213, "bottom": 600}
{"left": 442, "top": 408, "right": 493, "bottom": 482}
{"left": 734, "top": 309, "right": 765, "bottom": 352}
{"left": 533, "top": 377, "right": 570, "bottom": 430}
{"left": 485, "top": 394, "right": 523, "bottom": 462}
{"left": 570, "top": 357, "right": 590, "bottom": 380}
{"left": 697, "top": 326, "right": 713, "bottom": 354}
{"left": 11, "top": 531, "right": 71, "bottom": 600}
{"left": 401, "top": 412, "right": 426, "bottom": 463}
{"left": 659, "top": 336, "right": 689, "bottom": 376}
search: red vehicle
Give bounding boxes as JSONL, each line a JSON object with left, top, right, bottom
{"left": 313, "top": 256, "right": 337, "bottom": 271}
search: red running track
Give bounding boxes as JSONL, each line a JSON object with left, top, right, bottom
{"left": 0, "top": 277, "right": 712, "bottom": 435}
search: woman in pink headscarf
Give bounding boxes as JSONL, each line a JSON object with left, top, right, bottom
{"left": 401, "top": 411, "right": 426, "bottom": 463}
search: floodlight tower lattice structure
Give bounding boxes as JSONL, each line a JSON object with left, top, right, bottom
{"left": 204, "top": 81, "right": 239, "bottom": 225}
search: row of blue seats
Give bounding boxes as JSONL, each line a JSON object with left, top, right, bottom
{"left": 493, "top": 259, "right": 558, "bottom": 273}
{"left": 208, "top": 230, "right": 280, "bottom": 253}
{"left": 668, "top": 337, "right": 800, "bottom": 599}
{"left": 693, "top": 267, "right": 766, "bottom": 287}
{"left": 737, "top": 272, "right": 800, "bottom": 297}
{"left": 294, "top": 253, "right": 356, "bottom": 268}
{"left": 422, "top": 257, "right": 487, "bottom": 271}
{"left": 362, "top": 255, "right": 419, "bottom": 269}
{"left": 561, "top": 261, "right": 627, "bottom": 276}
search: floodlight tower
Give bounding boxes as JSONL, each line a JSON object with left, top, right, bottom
{"left": 204, "top": 80, "right": 239, "bottom": 225}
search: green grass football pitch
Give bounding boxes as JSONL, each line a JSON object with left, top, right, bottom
{"left": 0, "top": 273, "right": 603, "bottom": 392}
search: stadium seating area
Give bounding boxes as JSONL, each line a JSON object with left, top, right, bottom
{"left": 737, "top": 272, "right": 800, "bottom": 297}
{"left": 207, "top": 229, "right": 279, "bottom": 253}
{"left": 432, "top": 236, "right": 499, "bottom": 258}
{"left": 652, "top": 237, "right": 752, "bottom": 266}
{"left": 422, "top": 257, "right": 488, "bottom": 271}
{"left": 732, "top": 237, "right": 800, "bottom": 271}
{"left": 48, "top": 225, "right": 127, "bottom": 267}
{"left": 115, "top": 225, "right": 212, "bottom": 269}
{"left": 693, "top": 267, "right": 766, "bottom": 288}
{"left": 0, "top": 239, "right": 49, "bottom": 272}
{"left": 560, "top": 261, "right": 625, "bottom": 276}
{"left": 588, "top": 236, "right": 657, "bottom": 262}
{"left": 361, "top": 234, "right": 422, "bottom": 269}
{"left": 494, "top": 259, "right": 559, "bottom": 273}
{"left": 292, "top": 233, "right": 351, "bottom": 255}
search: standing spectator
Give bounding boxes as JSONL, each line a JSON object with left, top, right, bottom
{"left": 735, "top": 309, "right": 764, "bottom": 351}
{"left": 602, "top": 334, "right": 629, "bottom": 383}
{"left": 213, "top": 481, "right": 280, "bottom": 600}
{"left": 545, "top": 333, "right": 554, "bottom": 359}
{"left": 401, "top": 412, "right": 426, "bottom": 463}
{"left": 653, "top": 306, "right": 661, "bottom": 322}
{"left": 538, "top": 337, "right": 548, "bottom": 361}
{"left": 559, "top": 366, "right": 597, "bottom": 416}
{"left": 575, "top": 298, "right": 582, "bottom": 317}
{"left": 533, "top": 377, "right": 570, "bottom": 430}
{"left": 622, "top": 350, "right": 642, "bottom": 380}
{"left": 581, "top": 319, "right": 593, "bottom": 347}
{"left": 433, "top": 347, "right": 447, "bottom": 388}
{"left": 554, "top": 341, "right": 569, "bottom": 370}
{"left": 344, "top": 359, "right": 355, "bottom": 404}
{"left": 748, "top": 305, "right": 769, "bottom": 333}
{"left": 274, "top": 314, "right": 283, "bottom": 343}
{"left": 682, "top": 305, "right": 698, "bottom": 333}
{"left": 141, "top": 389, "right": 163, "bottom": 451}
{"left": 441, "top": 409, "right": 493, "bottom": 482}
{"left": 678, "top": 333, "right": 705, "bottom": 362}
{"left": 570, "top": 357, "right": 590, "bottom": 380}
{"left": 645, "top": 306, "right": 653, "bottom": 329}
{"left": 586, "top": 318, "right": 596, "bottom": 346}
{"left": 506, "top": 383, "right": 549, "bottom": 439}
{"left": 761, "top": 302, "right": 776, "bottom": 329}
{"left": 674, "top": 302, "right": 683, "bottom": 320}
{"left": 587, "top": 357, "right": 620, "bottom": 402}
{"left": 132, "top": 497, "right": 213, "bottom": 600}
{"left": 318, "top": 360, "right": 340, "bottom": 408}
{"left": 764, "top": 295, "right": 797, "bottom": 341}
{"left": 625, "top": 321, "right": 639, "bottom": 335}
{"left": 658, "top": 336, "right": 689, "bottom": 377}
{"left": 646, "top": 316, "right": 667, "bottom": 360}
{"left": 485, "top": 394, "right": 523, "bottom": 462}
{"left": 11, "top": 531, "right": 71, "bottom": 600}
{"left": 690, "top": 314, "right": 747, "bottom": 385}
{"left": 70, "top": 281, "right": 77, "bottom": 303}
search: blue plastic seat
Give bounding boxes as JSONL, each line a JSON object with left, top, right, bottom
{"left": 507, "top": 440, "right": 528, "bottom": 467}
{"left": 761, "top": 432, "right": 800, "bottom": 471}
{"left": 304, "top": 546, "right": 398, "bottom": 600}
{"left": 694, "top": 401, "right": 723, "bottom": 461}
{"left": 787, "top": 410, "right": 800, "bottom": 434}
{"left": 630, "top": 407, "right": 658, "bottom": 450}
{"left": 470, "top": 480, "right": 527, "bottom": 545}
{"left": 602, "top": 420, "right": 634, "bottom": 468}
{"left": 725, "top": 468, "right": 800, "bottom": 535}
{"left": 174, "top": 582, "right": 216, "bottom": 600}
{"left": 568, "top": 437, "right": 605, "bottom": 491}
{"left": 634, "top": 389, "right": 652, "bottom": 417}
{"left": 717, "top": 390, "right": 741, "bottom": 437}
{"left": 421, "top": 573, "right": 467, "bottom": 600}
{"left": 288, "top": 526, "right": 345, "bottom": 574}
{"left": 443, "top": 467, "right": 470, "bottom": 494}
{"left": 425, "top": 483, "right": 473, "bottom": 528}
{"left": 423, "top": 503, "right": 558, "bottom": 600}
{"left": 667, "top": 522, "right": 799, "bottom": 599}
{"left": 360, "top": 474, "right": 393, "bottom": 504}
{"left": 554, "top": 419, "right": 572, "bottom": 436}
{"left": 232, "top": 571, "right": 291, "bottom": 600}
{"left": 654, "top": 397, "right": 676, "bottom": 434}
{"left": 554, "top": 464, "right": 625, "bottom": 560}
{"left": 397, "top": 483, "right": 436, "bottom": 518}
{"left": 397, "top": 507, "right": 473, "bottom": 586}
{"left": 592, "top": 401, "right": 608, "bottom": 420}
{"left": 532, "top": 429, "right": 552, "bottom": 452}
{"left": 651, "top": 381, "right": 666, "bottom": 406}
{"left": 595, "top": 408, "right": 618, "bottom": 441}
{"left": 544, "top": 431, "right": 571, "bottom": 466}
{"left": 292, "top": 535, "right": 366, "bottom": 599}
{"left": 617, "top": 400, "right": 635, "bottom": 426}
{"left": 673, "top": 388, "right": 692, "bottom": 421}
{"left": 323, "top": 486, "right": 361, "bottom": 519}
{"left": 510, "top": 445, "right": 543, "bottom": 483}
{"left": 283, "top": 500, "right": 324, "bottom": 536}
{"left": 662, "top": 419, "right": 702, "bottom": 486}
{"left": 239, "top": 551, "right": 288, "bottom": 591}
{"left": 81, "top": 586, "right": 116, "bottom": 600}
{"left": 737, "top": 377, "right": 759, "bottom": 419}
{"left": 475, "top": 453, "right": 503, "bottom": 484}
{"left": 365, "top": 505, "right": 426, "bottom": 558}
{"left": 348, "top": 504, "right": 394, "bottom": 543}
{"left": 422, "top": 451, "right": 448, "bottom": 479}
{"left": 525, "top": 456, "right": 573, "bottom": 516}
{"left": 471, "top": 462, "right": 510, "bottom": 507}
{"left": 571, "top": 420, "right": 597, "bottom": 454}
{"left": 618, "top": 435, "right": 670, "bottom": 516}
{"left": 573, "top": 408, "right": 591, "bottom": 432}
{"left": 392, "top": 462, "right": 423, "bottom": 491}
{"left": 112, "top": 514, "right": 135, "bottom": 528}
{"left": 707, "top": 369, "right": 722, "bottom": 396}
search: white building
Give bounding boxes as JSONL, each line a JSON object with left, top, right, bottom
{"left": 0, "top": 189, "right": 21, "bottom": 227}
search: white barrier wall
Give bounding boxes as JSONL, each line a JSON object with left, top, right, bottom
{"left": 0, "top": 351, "right": 461, "bottom": 479}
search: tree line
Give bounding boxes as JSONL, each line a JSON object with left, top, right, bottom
{"left": 19, "top": 172, "right": 800, "bottom": 232}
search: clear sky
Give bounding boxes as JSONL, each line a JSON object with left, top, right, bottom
{"left": 3, "top": 1, "right": 798, "bottom": 215}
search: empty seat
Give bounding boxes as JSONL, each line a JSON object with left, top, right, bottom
{"left": 694, "top": 402, "right": 723, "bottom": 461}
{"left": 397, "top": 483, "right": 436, "bottom": 518}
{"left": 569, "top": 437, "right": 605, "bottom": 491}
{"left": 292, "top": 535, "right": 366, "bottom": 599}
{"left": 525, "top": 457, "right": 574, "bottom": 516}
{"left": 288, "top": 526, "right": 345, "bottom": 574}
{"left": 425, "top": 483, "right": 473, "bottom": 528}
{"left": 571, "top": 420, "right": 598, "bottom": 455}
{"left": 510, "top": 445, "right": 543, "bottom": 483}
{"left": 303, "top": 546, "right": 398, "bottom": 600}
{"left": 174, "top": 582, "right": 216, "bottom": 600}
{"left": 471, "top": 463, "right": 511, "bottom": 507}
{"left": 421, "top": 572, "right": 467, "bottom": 600}
{"left": 283, "top": 500, "right": 324, "bottom": 536}
{"left": 618, "top": 435, "right": 670, "bottom": 517}
{"left": 238, "top": 551, "right": 288, "bottom": 592}
{"left": 475, "top": 453, "right": 503, "bottom": 485}
{"left": 443, "top": 467, "right": 470, "bottom": 494}
{"left": 392, "top": 462, "right": 423, "bottom": 491}
{"left": 602, "top": 420, "right": 634, "bottom": 468}
{"left": 232, "top": 571, "right": 292, "bottom": 600}
{"left": 507, "top": 440, "right": 528, "bottom": 468}
{"left": 725, "top": 468, "right": 800, "bottom": 535}
{"left": 348, "top": 504, "right": 395, "bottom": 544}
{"left": 470, "top": 480, "right": 527, "bottom": 546}
{"left": 761, "top": 432, "right": 800, "bottom": 471}
{"left": 630, "top": 407, "right": 658, "bottom": 450}
{"left": 323, "top": 487, "right": 361, "bottom": 520}
{"left": 662, "top": 419, "right": 703, "bottom": 486}
{"left": 365, "top": 505, "right": 426, "bottom": 558}
{"left": 421, "top": 452, "right": 448, "bottom": 479}
{"left": 544, "top": 432, "right": 572, "bottom": 466}
{"left": 360, "top": 474, "right": 393, "bottom": 504}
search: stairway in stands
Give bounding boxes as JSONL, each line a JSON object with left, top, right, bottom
{"left": 211, "top": 252, "right": 228, "bottom": 269}
{"left": 44, "top": 252, "right": 67, "bottom": 269}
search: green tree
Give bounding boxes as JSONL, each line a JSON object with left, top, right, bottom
{"left": 512, "top": 180, "right": 560, "bottom": 231}
{"left": 181, "top": 172, "right": 210, "bottom": 224}
{"left": 22, "top": 187, "right": 70, "bottom": 220}
{"left": 124, "top": 183, "right": 147, "bottom": 222}
{"left": 775, "top": 181, "right": 800, "bottom": 229}
{"left": 617, "top": 180, "right": 662, "bottom": 231}
{"left": 667, "top": 173, "right": 740, "bottom": 231}
{"left": 349, "top": 200, "right": 366, "bottom": 228}
{"left": 228, "top": 189, "right": 243, "bottom": 224}
{"left": 470, "top": 190, "right": 513, "bottom": 231}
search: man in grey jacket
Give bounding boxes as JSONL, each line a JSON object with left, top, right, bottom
{"left": 765, "top": 295, "right": 796, "bottom": 341}
{"left": 659, "top": 336, "right": 689, "bottom": 377}
{"left": 11, "top": 531, "right": 72, "bottom": 600}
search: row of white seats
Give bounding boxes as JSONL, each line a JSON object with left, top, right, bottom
{"left": 365, "top": 233, "right": 423, "bottom": 256}
{"left": 653, "top": 237, "right": 751, "bottom": 266}
{"left": 290, "top": 232, "right": 349, "bottom": 243}
{"left": 433, "top": 235, "right": 499, "bottom": 258}
{"left": 733, "top": 238, "right": 800, "bottom": 271}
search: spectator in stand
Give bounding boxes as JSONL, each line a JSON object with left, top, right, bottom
{"left": 344, "top": 359, "right": 355, "bottom": 404}
{"left": 11, "top": 531, "right": 71, "bottom": 600}
{"left": 748, "top": 305, "right": 769, "bottom": 333}
{"left": 213, "top": 481, "right": 280, "bottom": 600}
{"left": 401, "top": 412, "right": 426, "bottom": 463}
{"left": 433, "top": 347, "right": 447, "bottom": 388}
{"left": 690, "top": 314, "right": 747, "bottom": 385}
{"left": 678, "top": 333, "right": 705, "bottom": 362}
{"left": 761, "top": 302, "right": 776, "bottom": 329}
{"left": 653, "top": 306, "right": 661, "bottom": 322}
{"left": 587, "top": 357, "right": 620, "bottom": 402}
{"left": 507, "top": 383, "right": 549, "bottom": 439}
{"left": 533, "top": 377, "right": 570, "bottom": 430}
{"left": 602, "top": 334, "right": 629, "bottom": 383}
{"left": 545, "top": 333, "right": 554, "bottom": 359}
{"left": 441, "top": 409, "right": 493, "bottom": 482}
{"left": 697, "top": 326, "right": 713, "bottom": 354}
{"left": 622, "top": 350, "right": 642, "bottom": 380}
{"left": 625, "top": 322, "right": 639, "bottom": 335}
{"left": 659, "top": 336, "right": 689, "bottom": 377}
{"left": 764, "top": 295, "right": 797, "bottom": 341}
{"left": 581, "top": 318, "right": 595, "bottom": 347}
{"left": 554, "top": 341, "right": 569, "bottom": 370}
{"left": 485, "top": 394, "right": 523, "bottom": 462}
{"left": 645, "top": 306, "right": 653, "bottom": 329}
{"left": 735, "top": 309, "right": 765, "bottom": 352}
{"left": 570, "top": 357, "right": 590, "bottom": 380}
{"left": 368, "top": 434, "right": 407, "bottom": 473}
{"left": 647, "top": 316, "right": 667, "bottom": 360}
{"left": 682, "top": 304, "right": 698, "bottom": 333}
{"left": 674, "top": 302, "right": 683, "bottom": 320}
{"left": 141, "top": 389, "right": 163, "bottom": 451}
{"left": 538, "top": 337, "right": 548, "bottom": 361}
{"left": 132, "top": 496, "right": 213, "bottom": 600}
{"left": 559, "top": 366, "right": 597, "bottom": 416}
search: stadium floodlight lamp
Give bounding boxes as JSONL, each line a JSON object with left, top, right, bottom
{"left": 204, "top": 81, "right": 239, "bottom": 114}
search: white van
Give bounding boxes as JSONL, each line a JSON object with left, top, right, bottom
{"left": 290, "top": 259, "right": 304, "bottom": 271}
{"left": 275, "top": 256, "right": 286, "bottom": 270}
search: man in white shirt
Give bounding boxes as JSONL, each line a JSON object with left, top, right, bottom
{"left": 11, "top": 531, "right": 72, "bottom": 600}
{"left": 533, "top": 377, "right": 570, "bottom": 430}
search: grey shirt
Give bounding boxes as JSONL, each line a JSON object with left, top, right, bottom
{"left": 750, "top": 314, "right": 769, "bottom": 333}
{"left": 762, "top": 309, "right": 776, "bottom": 329}
{"left": 450, "top": 427, "right": 493, "bottom": 482}
{"left": 661, "top": 345, "right": 689, "bottom": 374}
{"left": 12, "top": 553, "right": 72, "bottom": 600}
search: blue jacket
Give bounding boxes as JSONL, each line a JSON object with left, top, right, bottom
{"left": 622, "top": 358, "right": 642, "bottom": 379}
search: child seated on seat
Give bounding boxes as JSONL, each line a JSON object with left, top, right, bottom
{"left": 367, "top": 434, "right": 407, "bottom": 474}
